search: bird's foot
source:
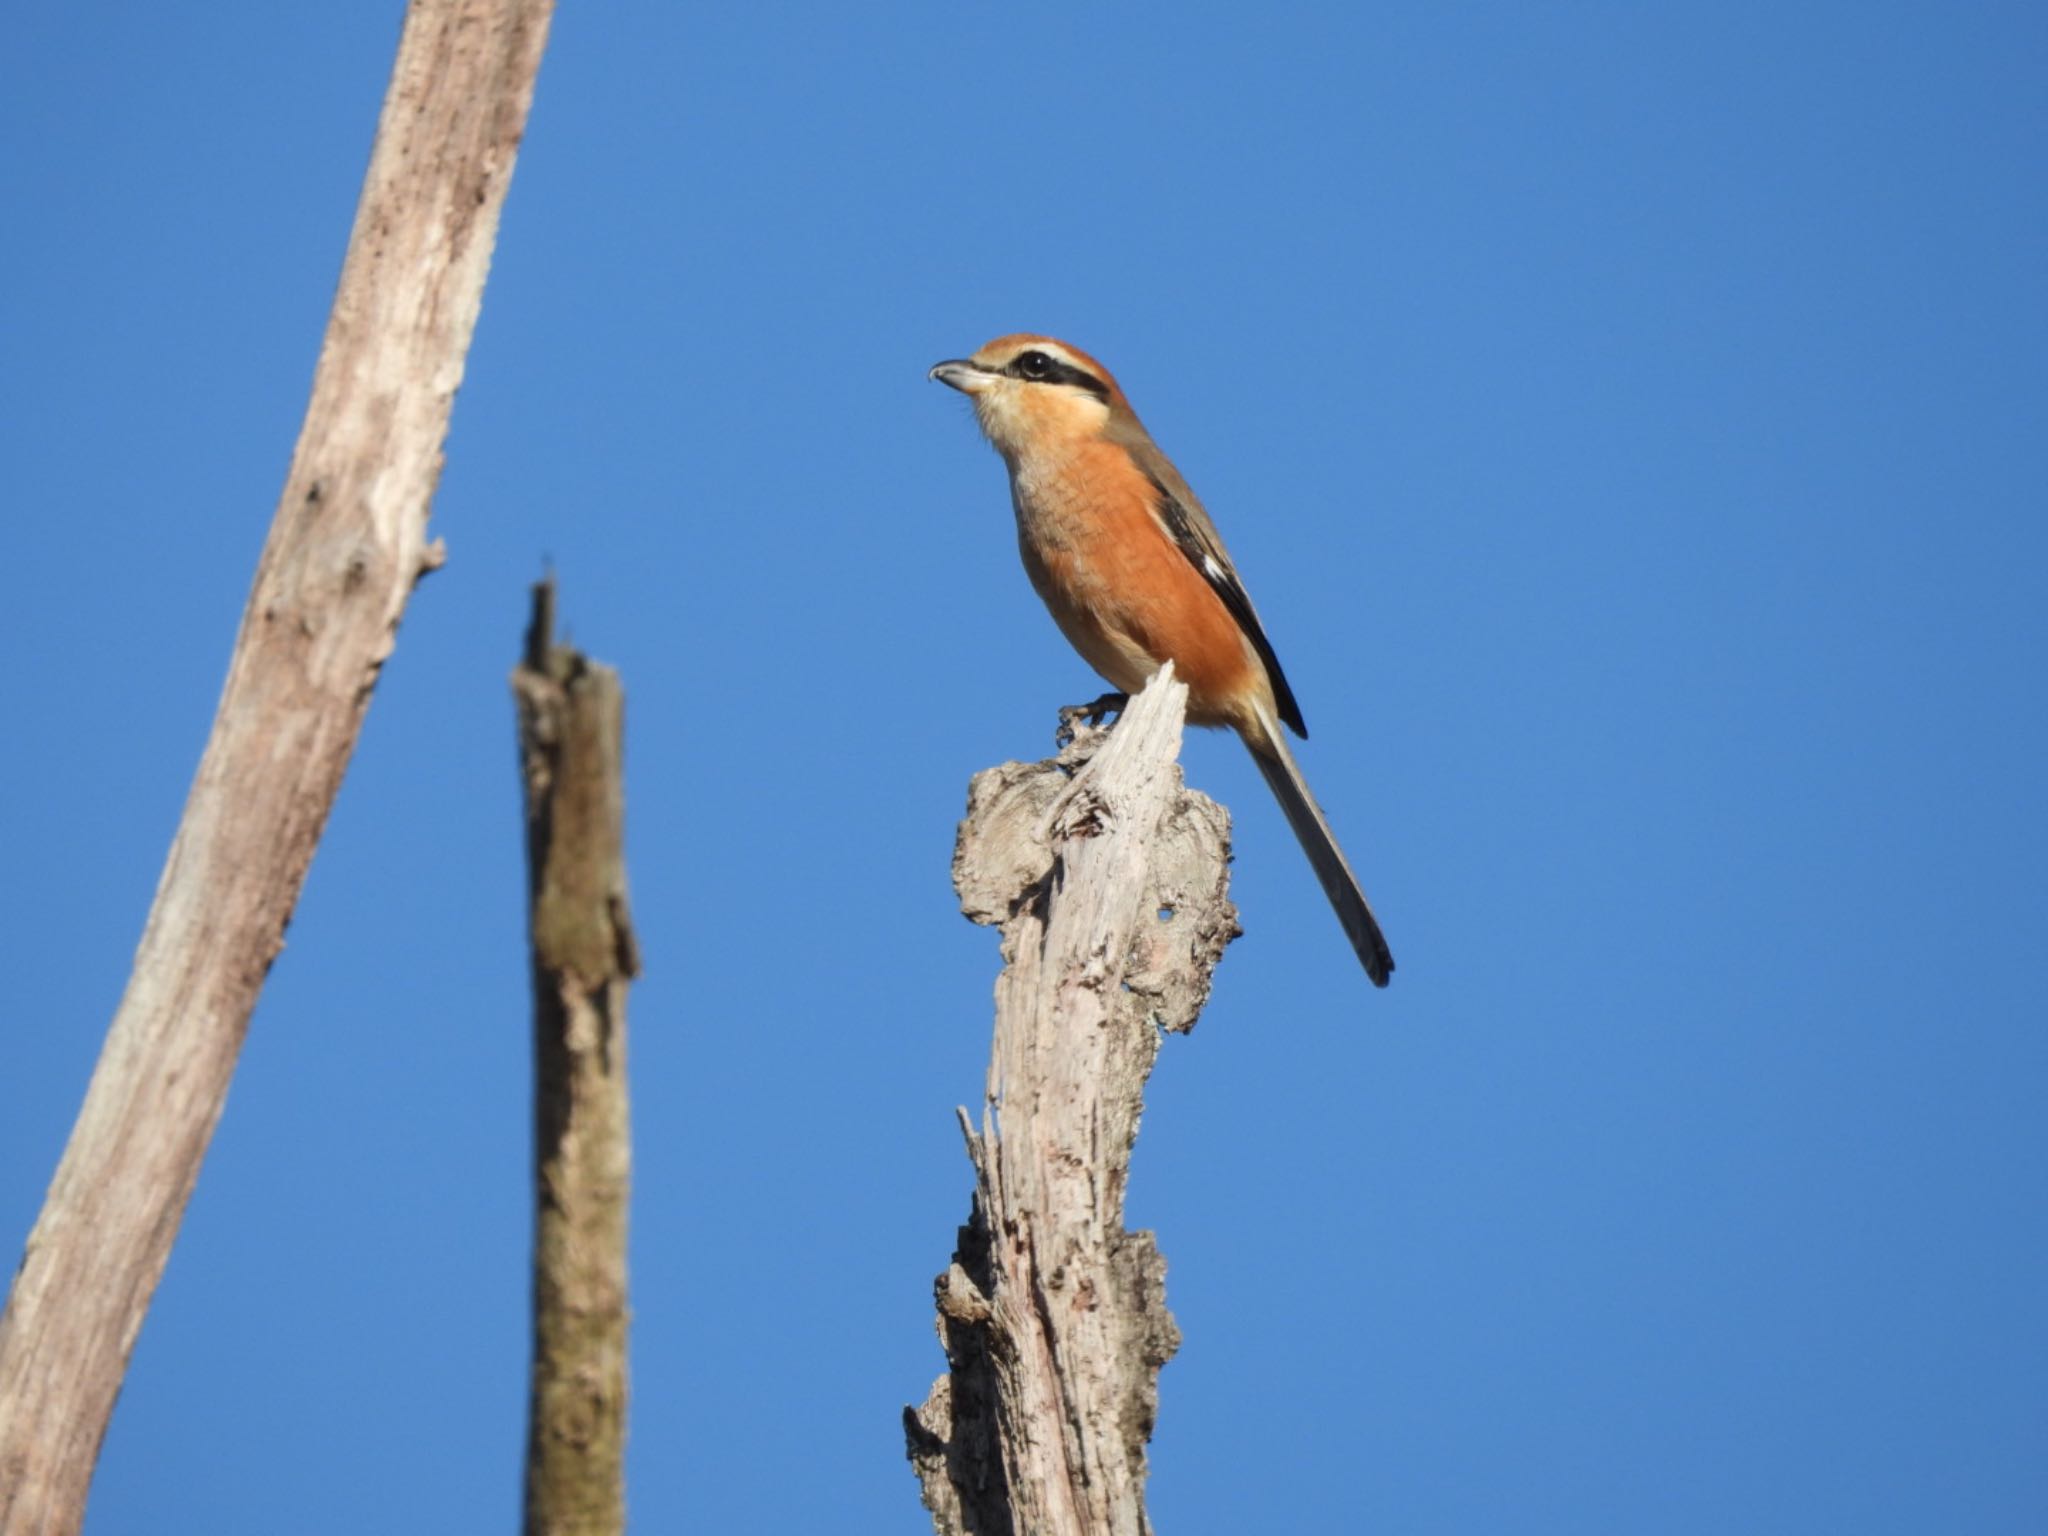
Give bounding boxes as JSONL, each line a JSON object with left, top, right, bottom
{"left": 1055, "top": 691, "right": 1130, "bottom": 749}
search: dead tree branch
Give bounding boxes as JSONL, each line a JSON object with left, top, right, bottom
{"left": 0, "top": 5, "right": 554, "bottom": 1530}
{"left": 514, "top": 579, "right": 637, "bottom": 1536}
{"left": 906, "top": 665, "right": 1240, "bottom": 1536}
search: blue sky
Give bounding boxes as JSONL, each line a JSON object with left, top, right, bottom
{"left": 4, "top": 3, "right": 2044, "bottom": 1531}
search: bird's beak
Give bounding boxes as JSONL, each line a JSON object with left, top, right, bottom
{"left": 929, "top": 359, "right": 996, "bottom": 395}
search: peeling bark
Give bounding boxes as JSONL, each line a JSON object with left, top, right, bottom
{"left": 907, "top": 667, "right": 1240, "bottom": 1536}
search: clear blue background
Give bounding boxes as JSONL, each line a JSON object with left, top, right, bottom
{"left": 4, "top": 3, "right": 2044, "bottom": 1530}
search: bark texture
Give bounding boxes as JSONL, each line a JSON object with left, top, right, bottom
{"left": 0, "top": 6, "right": 554, "bottom": 1531}
{"left": 907, "top": 667, "right": 1240, "bottom": 1536}
{"left": 514, "top": 580, "right": 637, "bottom": 1536}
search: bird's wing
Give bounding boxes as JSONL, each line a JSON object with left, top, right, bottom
{"left": 1131, "top": 447, "right": 1308, "bottom": 737}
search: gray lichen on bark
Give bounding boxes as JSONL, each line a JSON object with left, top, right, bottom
{"left": 908, "top": 667, "right": 1239, "bottom": 1536}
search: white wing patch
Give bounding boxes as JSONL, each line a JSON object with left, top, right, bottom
{"left": 1145, "top": 472, "right": 1309, "bottom": 738}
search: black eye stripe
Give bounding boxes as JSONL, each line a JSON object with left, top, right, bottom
{"left": 1007, "top": 351, "right": 1110, "bottom": 400}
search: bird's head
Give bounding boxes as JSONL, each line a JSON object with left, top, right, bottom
{"left": 928, "top": 334, "right": 1127, "bottom": 461}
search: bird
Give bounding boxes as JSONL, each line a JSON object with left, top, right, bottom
{"left": 928, "top": 334, "right": 1394, "bottom": 987}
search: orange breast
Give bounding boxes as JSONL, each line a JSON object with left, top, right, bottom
{"left": 1012, "top": 439, "right": 1267, "bottom": 730}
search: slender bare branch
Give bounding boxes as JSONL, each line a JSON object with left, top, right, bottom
{"left": 0, "top": 6, "right": 554, "bottom": 1530}
{"left": 514, "top": 579, "right": 636, "bottom": 1536}
{"left": 907, "top": 666, "right": 1240, "bottom": 1536}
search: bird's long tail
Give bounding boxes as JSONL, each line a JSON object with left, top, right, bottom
{"left": 1243, "top": 708, "right": 1395, "bottom": 987}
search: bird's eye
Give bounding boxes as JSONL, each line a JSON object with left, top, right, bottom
{"left": 1015, "top": 350, "right": 1054, "bottom": 380}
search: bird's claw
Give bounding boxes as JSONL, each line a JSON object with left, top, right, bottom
{"left": 1054, "top": 691, "right": 1130, "bottom": 748}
